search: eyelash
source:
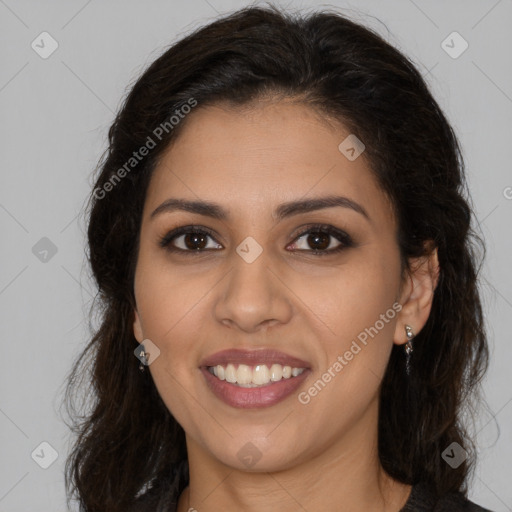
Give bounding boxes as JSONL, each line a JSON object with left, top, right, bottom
{"left": 158, "top": 223, "right": 355, "bottom": 257}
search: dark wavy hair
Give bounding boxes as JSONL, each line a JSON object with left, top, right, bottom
{"left": 61, "top": 4, "right": 489, "bottom": 511}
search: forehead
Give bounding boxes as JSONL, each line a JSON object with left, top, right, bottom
{"left": 144, "top": 101, "right": 394, "bottom": 226}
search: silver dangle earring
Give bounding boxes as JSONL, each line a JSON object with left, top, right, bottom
{"left": 139, "top": 346, "right": 147, "bottom": 372}
{"left": 404, "top": 325, "right": 415, "bottom": 376}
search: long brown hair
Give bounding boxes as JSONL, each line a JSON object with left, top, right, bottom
{"left": 61, "top": 5, "right": 489, "bottom": 511}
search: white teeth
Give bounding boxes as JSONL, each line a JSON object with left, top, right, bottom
{"left": 236, "top": 364, "right": 252, "bottom": 385}
{"left": 270, "top": 363, "right": 283, "bottom": 381}
{"left": 225, "top": 363, "right": 237, "bottom": 383}
{"left": 208, "top": 363, "right": 305, "bottom": 386}
{"left": 252, "top": 364, "right": 270, "bottom": 385}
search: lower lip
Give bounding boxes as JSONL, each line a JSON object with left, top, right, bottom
{"left": 201, "top": 367, "right": 310, "bottom": 409}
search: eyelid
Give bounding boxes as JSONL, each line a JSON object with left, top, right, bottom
{"left": 289, "top": 223, "right": 352, "bottom": 244}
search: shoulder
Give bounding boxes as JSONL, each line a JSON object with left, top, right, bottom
{"left": 434, "top": 491, "right": 493, "bottom": 512}
{"left": 401, "top": 482, "right": 494, "bottom": 512}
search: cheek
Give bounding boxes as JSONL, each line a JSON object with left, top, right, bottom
{"left": 298, "top": 253, "right": 400, "bottom": 337}
{"left": 133, "top": 267, "right": 208, "bottom": 424}
{"left": 300, "top": 255, "right": 400, "bottom": 386}
{"left": 136, "top": 277, "right": 209, "bottom": 427}
{"left": 134, "top": 251, "right": 210, "bottom": 342}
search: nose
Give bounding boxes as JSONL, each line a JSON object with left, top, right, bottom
{"left": 213, "top": 249, "right": 293, "bottom": 333}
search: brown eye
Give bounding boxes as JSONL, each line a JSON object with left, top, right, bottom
{"left": 288, "top": 224, "right": 354, "bottom": 256}
{"left": 181, "top": 232, "right": 209, "bottom": 250}
{"left": 159, "top": 224, "right": 354, "bottom": 256}
{"left": 305, "top": 232, "right": 331, "bottom": 251}
{"left": 159, "top": 226, "right": 222, "bottom": 253}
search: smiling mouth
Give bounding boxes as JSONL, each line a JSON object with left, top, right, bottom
{"left": 201, "top": 364, "right": 310, "bottom": 409}
{"left": 207, "top": 363, "right": 306, "bottom": 387}
{"left": 200, "top": 348, "right": 311, "bottom": 408}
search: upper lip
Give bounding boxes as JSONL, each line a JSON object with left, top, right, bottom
{"left": 200, "top": 348, "right": 311, "bottom": 369}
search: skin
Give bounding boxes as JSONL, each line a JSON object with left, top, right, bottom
{"left": 132, "top": 99, "right": 439, "bottom": 512}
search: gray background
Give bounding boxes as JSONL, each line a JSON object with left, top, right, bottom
{"left": 0, "top": 0, "right": 511, "bottom": 510}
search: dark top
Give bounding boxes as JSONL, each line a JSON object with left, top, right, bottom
{"left": 128, "top": 459, "right": 493, "bottom": 511}
{"left": 399, "top": 482, "right": 492, "bottom": 511}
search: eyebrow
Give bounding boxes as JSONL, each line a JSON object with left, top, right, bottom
{"left": 150, "top": 195, "right": 370, "bottom": 222}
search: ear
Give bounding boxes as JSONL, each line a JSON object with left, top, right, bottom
{"left": 393, "top": 242, "right": 440, "bottom": 345}
{"left": 133, "top": 307, "right": 144, "bottom": 343}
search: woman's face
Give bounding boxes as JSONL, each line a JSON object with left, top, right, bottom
{"left": 133, "top": 100, "right": 410, "bottom": 471}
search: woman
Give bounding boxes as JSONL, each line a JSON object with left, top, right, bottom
{"left": 63, "top": 5, "right": 492, "bottom": 511}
